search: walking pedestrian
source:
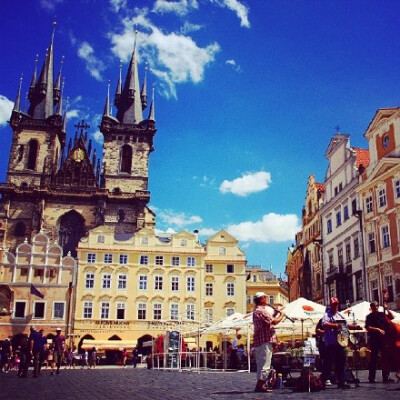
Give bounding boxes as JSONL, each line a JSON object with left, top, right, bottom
{"left": 52, "top": 328, "right": 65, "bottom": 375}
{"left": 29, "top": 327, "right": 45, "bottom": 378}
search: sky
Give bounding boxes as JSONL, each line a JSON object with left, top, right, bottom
{"left": 1, "top": 0, "right": 400, "bottom": 278}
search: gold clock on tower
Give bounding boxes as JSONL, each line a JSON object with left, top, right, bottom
{"left": 73, "top": 148, "right": 84, "bottom": 162}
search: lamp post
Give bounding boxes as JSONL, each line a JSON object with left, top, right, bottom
{"left": 313, "top": 238, "right": 324, "bottom": 304}
{"left": 354, "top": 210, "right": 368, "bottom": 301}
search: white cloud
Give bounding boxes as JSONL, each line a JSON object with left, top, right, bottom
{"left": 110, "top": 0, "right": 127, "bottom": 12}
{"left": 40, "top": 0, "right": 63, "bottom": 11}
{"left": 109, "top": 14, "right": 220, "bottom": 98}
{"left": 157, "top": 209, "right": 203, "bottom": 227}
{"left": 153, "top": 0, "right": 198, "bottom": 16}
{"left": 226, "top": 59, "right": 242, "bottom": 72}
{"left": 66, "top": 109, "right": 80, "bottom": 119}
{"left": 226, "top": 213, "right": 301, "bottom": 243}
{"left": 0, "top": 95, "right": 13, "bottom": 126}
{"left": 220, "top": 171, "right": 271, "bottom": 197}
{"left": 212, "top": 0, "right": 250, "bottom": 28}
{"left": 180, "top": 21, "right": 203, "bottom": 34}
{"left": 92, "top": 130, "right": 104, "bottom": 145}
{"left": 77, "top": 42, "right": 106, "bottom": 81}
{"left": 198, "top": 227, "right": 217, "bottom": 237}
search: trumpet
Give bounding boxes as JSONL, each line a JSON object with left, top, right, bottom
{"left": 268, "top": 305, "right": 295, "bottom": 323}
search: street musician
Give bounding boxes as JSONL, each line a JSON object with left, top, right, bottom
{"left": 321, "top": 297, "right": 361, "bottom": 390}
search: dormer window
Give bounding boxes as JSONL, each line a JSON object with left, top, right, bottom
{"left": 383, "top": 134, "right": 390, "bottom": 149}
{"left": 97, "top": 235, "right": 105, "bottom": 244}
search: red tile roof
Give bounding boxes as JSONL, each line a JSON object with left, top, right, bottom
{"left": 352, "top": 148, "right": 370, "bottom": 169}
{"left": 315, "top": 183, "right": 325, "bottom": 192}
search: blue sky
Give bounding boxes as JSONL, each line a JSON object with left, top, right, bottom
{"left": 1, "top": 0, "right": 400, "bottom": 277}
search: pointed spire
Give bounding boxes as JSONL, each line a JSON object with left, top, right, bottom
{"left": 62, "top": 96, "right": 69, "bottom": 133}
{"left": 13, "top": 75, "right": 23, "bottom": 112}
{"left": 115, "top": 29, "right": 143, "bottom": 124}
{"left": 28, "top": 21, "right": 56, "bottom": 119}
{"left": 28, "top": 54, "right": 39, "bottom": 100}
{"left": 114, "top": 60, "right": 122, "bottom": 106}
{"left": 56, "top": 77, "right": 65, "bottom": 116}
{"left": 141, "top": 62, "right": 148, "bottom": 110}
{"left": 92, "top": 148, "right": 97, "bottom": 169}
{"left": 88, "top": 139, "right": 92, "bottom": 157}
{"left": 67, "top": 138, "right": 72, "bottom": 154}
{"left": 54, "top": 55, "right": 64, "bottom": 105}
{"left": 148, "top": 83, "right": 155, "bottom": 121}
{"left": 103, "top": 80, "right": 110, "bottom": 117}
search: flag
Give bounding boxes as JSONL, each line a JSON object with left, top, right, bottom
{"left": 30, "top": 284, "right": 44, "bottom": 299}
{"left": 68, "top": 282, "right": 73, "bottom": 295}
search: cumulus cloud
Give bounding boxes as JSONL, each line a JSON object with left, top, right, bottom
{"left": 77, "top": 42, "right": 106, "bottom": 81}
{"left": 212, "top": 0, "right": 250, "bottom": 28}
{"left": 92, "top": 130, "right": 104, "bottom": 145}
{"left": 66, "top": 109, "right": 80, "bottom": 119}
{"left": 180, "top": 21, "right": 203, "bottom": 34}
{"left": 153, "top": 0, "right": 199, "bottom": 16}
{"left": 109, "top": 0, "right": 127, "bottom": 12}
{"left": 226, "top": 213, "right": 301, "bottom": 243}
{"left": 0, "top": 95, "right": 13, "bottom": 126}
{"left": 157, "top": 209, "right": 203, "bottom": 227}
{"left": 109, "top": 14, "right": 220, "bottom": 98}
{"left": 220, "top": 171, "right": 272, "bottom": 197}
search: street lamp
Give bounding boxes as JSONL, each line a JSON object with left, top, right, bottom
{"left": 313, "top": 238, "right": 325, "bottom": 304}
{"left": 354, "top": 210, "right": 368, "bottom": 301}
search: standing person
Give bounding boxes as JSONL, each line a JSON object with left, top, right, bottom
{"left": 316, "top": 313, "right": 330, "bottom": 384}
{"left": 88, "top": 347, "right": 96, "bottom": 369}
{"left": 121, "top": 348, "right": 128, "bottom": 367}
{"left": 230, "top": 333, "right": 242, "bottom": 369}
{"left": 1, "top": 336, "right": 12, "bottom": 373}
{"left": 252, "top": 291, "right": 285, "bottom": 393}
{"left": 29, "top": 327, "right": 45, "bottom": 378}
{"left": 17, "top": 335, "right": 30, "bottom": 378}
{"left": 52, "top": 328, "right": 65, "bottom": 375}
{"left": 365, "top": 301, "right": 395, "bottom": 383}
{"left": 132, "top": 347, "right": 139, "bottom": 368}
{"left": 321, "top": 297, "right": 361, "bottom": 389}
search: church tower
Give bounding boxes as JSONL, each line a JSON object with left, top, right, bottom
{"left": 0, "top": 25, "right": 156, "bottom": 256}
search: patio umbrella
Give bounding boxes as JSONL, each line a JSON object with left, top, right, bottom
{"left": 342, "top": 301, "right": 400, "bottom": 324}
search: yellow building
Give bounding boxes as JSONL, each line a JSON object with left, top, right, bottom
{"left": 245, "top": 266, "right": 289, "bottom": 314}
{"left": 0, "top": 232, "right": 77, "bottom": 341}
{"left": 73, "top": 226, "right": 246, "bottom": 351}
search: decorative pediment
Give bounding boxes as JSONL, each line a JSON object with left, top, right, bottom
{"left": 116, "top": 267, "right": 129, "bottom": 274}
{"left": 115, "top": 295, "right": 128, "bottom": 302}
{"left": 151, "top": 295, "right": 164, "bottom": 302}
{"left": 224, "top": 301, "right": 236, "bottom": 308}
{"left": 174, "top": 230, "right": 196, "bottom": 239}
{"left": 99, "top": 294, "right": 111, "bottom": 301}
{"left": 136, "top": 295, "right": 149, "bottom": 301}
{"left": 81, "top": 294, "right": 95, "bottom": 301}
{"left": 363, "top": 157, "right": 400, "bottom": 184}
{"left": 99, "top": 266, "right": 113, "bottom": 274}
{"left": 137, "top": 267, "right": 150, "bottom": 274}
{"left": 223, "top": 276, "right": 236, "bottom": 283}
{"left": 364, "top": 108, "right": 400, "bottom": 139}
{"left": 206, "top": 229, "right": 238, "bottom": 244}
{"left": 325, "top": 133, "right": 349, "bottom": 158}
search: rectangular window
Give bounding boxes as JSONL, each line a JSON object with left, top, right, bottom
{"left": 385, "top": 275, "right": 394, "bottom": 302}
{"left": 338, "top": 248, "right": 343, "bottom": 269}
{"left": 205, "top": 282, "right": 213, "bottom": 296}
{"left": 395, "top": 180, "right": 400, "bottom": 198}
{"left": 155, "top": 256, "right": 164, "bottom": 266}
{"left": 219, "top": 247, "right": 226, "bottom": 255}
{"left": 138, "top": 303, "right": 146, "bottom": 320}
{"left": 180, "top": 239, "right": 187, "bottom": 247}
{"left": 227, "top": 282, "right": 234, "bottom": 296}
{"left": 116, "top": 303, "right": 125, "bottom": 320}
{"left": 382, "top": 225, "right": 390, "bottom": 248}
{"left": 171, "top": 276, "right": 179, "bottom": 291}
{"left": 187, "top": 257, "right": 196, "bottom": 267}
{"left": 83, "top": 301, "right": 93, "bottom": 319}
{"left": 379, "top": 188, "right": 387, "bottom": 207}
{"left": 53, "top": 302, "right": 65, "bottom": 319}
{"left": 205, "top": 308, "right": 213, "bottom": 323}
{"left": 119, "top": 254, "right": 128, "bottom": 264}
{"left": 328, "top": 252, "right": 334, "bottom": 269}
{"left": 227, "top": 264, "right": 234, "bottom": 273}
{"left": 186, "top": 304, "right": 195, "bottom": 320}
{"left": 33, "top": 302, "right": 45, "bottom": 319}
{"left": 187, "top": 276, "right": 195, "bottom": 291}
{"left": 205, "top": 264, "right": 213, "bottom": 273}
{"left": 85, "top": 273, "right": 95, "bottom": 289}
{"left": 140, "top": 255, "right": 148, "bottom": 265}
{"left": 100, "top": 302, "right": 109, "bottom": 319}
{"left": 153, "top": 304, "right": 162, "bottom": 320}
{"left": 172, "top": 256, "right": 180, "bottom": 266}
{"left": 269, "top": 296, "right": 274, "bottom": 304}
{"left": 368, "top": 232, "right": 376, "bottom": 253}
{"left": 327, "top": 219, "right": 332, "bottom": 234}
{"left": 34, "top": 269, "right": 43, "bottom": 277}
{"left": 154, "top": 276, "right": 163, "bottom": 290}
{"left": 353, "top": 237, "right": 360, "bottom": 259}
{"left": 371, "top": 279, "right": 379, "bottom": 303}
{"left": 356, "top": 272, "right": 363, "bottom": 300}
{"left": 366, "top": 196, "right": 373, "bottom": 213}
{"left": 139, "top": 275, "right": 147, "bottom": 290}
{"left": 344, "top": 205, "right": 349, "bottom": 221}
{"left": 345, "top": 243, "right": 351, "bottom": 263}
{"left": 14, "top": 301, "right": 26, "bottom": 318}
{"left": 87, "top": 253, "right": 96, "bottom": 263}
{"left": 104, "top": 253, "right": 113, "bottom": 263}
{"left": 102, "top": 274, "right": 111, "bottom": 289}
{"left": 170, "top": 304, "right": 179, "bottom": 320}
{"left": 227, "top": 308, "right": 234, "bottom": 317}
{"left": 336, "top": 211, "right": 342, "bottom": 227}
{"left": 118, "top": 274, "right": 127, "bottom": 289}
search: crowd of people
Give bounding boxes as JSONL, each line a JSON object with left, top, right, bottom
{"left": 0, "top": 327, "right": 142, "bottom": 377}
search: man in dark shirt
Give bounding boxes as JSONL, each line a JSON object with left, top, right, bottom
{"left": 365, "top": 301, "right": 394, "bottom": 383}
{"left": 29, "top": 326, "right": 45, "bottom": 378}
{"left": 52, "top": 328, "right": 65, "bottom": 375}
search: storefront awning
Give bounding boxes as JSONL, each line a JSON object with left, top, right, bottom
{"left": 81, "top": 339, "right": 137, "bottom": 350}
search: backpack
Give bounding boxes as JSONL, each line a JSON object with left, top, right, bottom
{"left": 295, "top": 370, "right": 324, "bottom": 392}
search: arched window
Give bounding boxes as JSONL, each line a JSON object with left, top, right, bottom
{"left": 57, "top": 210, "right": 85, "bottom": 257}
{"left": 120, "top": 145, "right": 132, "bottom": 173}
{"left": 27, "top": 140, "right": 39, "bottom": 170}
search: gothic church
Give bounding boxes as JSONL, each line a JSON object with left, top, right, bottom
{"left": 0, "top": 24, "right": 157, "bottom": 257}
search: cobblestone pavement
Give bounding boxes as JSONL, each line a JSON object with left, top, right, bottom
{"left": 0, "top": 367, "right": 399, "bottom": 400}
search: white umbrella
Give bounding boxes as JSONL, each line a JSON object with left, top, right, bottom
{"left": 342, "top": 301, "right": 400, "bottom": 324}
{"left": 282, "top": 297, "right": 326, "bottom": 322}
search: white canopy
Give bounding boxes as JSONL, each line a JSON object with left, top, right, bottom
{"left": 342, "top": 301, "right": 400, "bottom": 324}
{"left": 281, "top": 297, "right": 326, "bottom": 322}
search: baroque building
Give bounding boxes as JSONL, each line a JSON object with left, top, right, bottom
{"left": 357, "top": 108, "right": 400, "bottom": 309}
{"left": 0, "top": 25, "right": 156, "bottom": 258}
